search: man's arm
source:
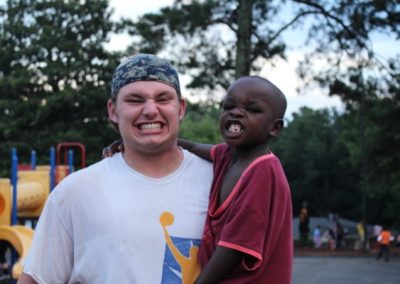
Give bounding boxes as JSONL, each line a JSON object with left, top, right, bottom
{"left": 178, "top": 139, "right": 213, "bottom": 161}
{"left": 17, "top": 273, "right": 38, "bottom": 284}
{"left": 194, "top": 246, "right": 242, "bottom": 284}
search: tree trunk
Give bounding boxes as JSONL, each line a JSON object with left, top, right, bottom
{"left": 235, "top": 0, "right": 253, "bottom": 79}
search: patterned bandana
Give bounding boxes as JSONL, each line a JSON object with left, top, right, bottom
{"left": 111, "top": 54, "right": 181, "bottom": 97}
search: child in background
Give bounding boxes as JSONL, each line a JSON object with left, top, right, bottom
{"left": 376, "top": 227, "right": 394, "bottom": 262}
{"left": 103, "top": 76, "right": 293, "bottom": 283}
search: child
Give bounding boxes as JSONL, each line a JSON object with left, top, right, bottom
{"left": 376, "top": 227, "right": 394, "bottom": 262}
{"left": 104, "top": 76, "right": 293, "bottom": 283}
{"left": 181, "top": 76, "right": 292, "bottom": 284}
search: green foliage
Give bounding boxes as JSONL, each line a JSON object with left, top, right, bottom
{"left": 129, "top": 0, "right": 400, "bottom": 100}
{"left": 271, "top": 95, "right": 400, "bottom": 229}
{"left": 0, "top": 0, "right": 399, "bottom": 230}
{"left": 272, "top": 107, "right": 361, "bottom": 220}
{"left": 179, "top": 101, "right": 223, "bottom": 144}
{"left": 130, "top": 0, "right": 287, "bottom": 90}
{"left": 0, "top": 0, "right": 121, "bottom": 176}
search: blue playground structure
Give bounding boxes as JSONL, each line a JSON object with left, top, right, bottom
{"left": 0, "top": 142, "right": 85, "bottom": 282}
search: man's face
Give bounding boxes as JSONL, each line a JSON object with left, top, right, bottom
{"left": 108, "top": 81, "right": 186, "bottom": 155}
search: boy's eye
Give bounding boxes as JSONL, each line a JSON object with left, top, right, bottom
{"left": 247, "top": 107, "right": 262, "bottom": 113}
{"left": 222, "top": 103, "right": 234, "bottom": 110}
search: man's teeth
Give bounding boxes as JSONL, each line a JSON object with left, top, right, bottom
{"left": 228, "top": 124, "right": 242, "bottom": 133}
{"left": 140, "top": 123, "right": 161, "bottom": 130}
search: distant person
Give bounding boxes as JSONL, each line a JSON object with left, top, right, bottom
{"left": 374, "top": 224, "right": 383, "bottom": 240}
{"left": 356, "top": 220, "right": 366, "bottom": 250}
{"left": 18, "top": 54, "right": 213, "bottom": 283}
{"left": 376, "top": 227, "right": 394, "bottom": 262}
{"left": 299, "top": 205, "right": 310, "bottom": 247}
{"left": 313, "top": 225, "right": 322, "bottom": 248}
{"left": 321, "top": 228, "right": 331, "bottom": 249}
{"left": 335, "top": 218, "right": 344, "bottom": 249}
{"left": 105, "top": 76, "right": 294, "bottom": 283}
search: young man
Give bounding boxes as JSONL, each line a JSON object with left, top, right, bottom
{"left": 180, "top": 76, "right": 293, "bottom": 283}
{"left": 18, "top": 54, "right": 213, "bottom": 284}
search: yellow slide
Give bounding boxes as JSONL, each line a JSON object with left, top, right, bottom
{"left": 0, "top": 225, "right": 34, "bottom": 279}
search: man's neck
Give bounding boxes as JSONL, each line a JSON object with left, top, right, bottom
{"left": 122, "top": 146, "right": 184, "bottom": 178}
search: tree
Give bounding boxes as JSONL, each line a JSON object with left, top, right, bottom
{"left": 126, "top": 0, "right": 400, "bottom": 227}
{"left": 331, "top": 76, "right": 400, "bottom": 228}
{"left": 128, "top": 0, "right": 399, "bottom": 97}
{"left": 0, "top": 0, "right": 121, "bottom": 176}
{"left": 272, "top": 107, "right": 361, "bottom": 220}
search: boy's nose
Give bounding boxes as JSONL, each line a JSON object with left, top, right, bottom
{"left": 230, "top": 107, "right": 244, "bottom": 117}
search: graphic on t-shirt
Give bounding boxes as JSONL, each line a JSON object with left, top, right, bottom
{"left": 160, "top": 211, "right": 201, "bottom": 284}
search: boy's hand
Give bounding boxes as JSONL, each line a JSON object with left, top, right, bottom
{"left": 102, "top": 139, "right": 124, "bottom": 158}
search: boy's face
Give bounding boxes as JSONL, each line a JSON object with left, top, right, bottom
{"left": 108, "top": 80, "right": 186, "bottom": 155}
{"left": 220, "top": 77, "right": 282, "bottom": 149}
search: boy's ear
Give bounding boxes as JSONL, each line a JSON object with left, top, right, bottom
{"left": 269, "top": 119, "right": 284, "bottom": 137}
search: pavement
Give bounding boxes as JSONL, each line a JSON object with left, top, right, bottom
{"left": 293, "top": 254, "right": 400, "bottom": 284}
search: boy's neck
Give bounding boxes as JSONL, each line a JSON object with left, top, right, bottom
{"left": 230, "top": 143, "right": 271, "bottom": 164}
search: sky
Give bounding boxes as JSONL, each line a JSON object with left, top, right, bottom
{"left": 107, "top": 0, "right": 345, "bottom": 118}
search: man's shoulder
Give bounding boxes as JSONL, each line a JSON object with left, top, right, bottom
{"left": 182, "top": 149, "right": 212, "bottom": 168}
{"left": 50, "top": 154, "right": 123, "bottom": 196}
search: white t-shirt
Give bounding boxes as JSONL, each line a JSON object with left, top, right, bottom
{"left": 23, "top": 150, "right": 212, "bottom": 284}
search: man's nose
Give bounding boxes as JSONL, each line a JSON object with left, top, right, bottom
{"left": 142, "top": 100, "right": 158, "bottom": 116}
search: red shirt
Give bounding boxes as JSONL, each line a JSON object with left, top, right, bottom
{"left": 198, "top": 144, "right": 293, "bottom": 283}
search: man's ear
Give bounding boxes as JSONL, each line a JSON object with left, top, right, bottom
{"left": 270, "top": 119, "right": 284, "bottom": 137}
{"left": 179, "top": 98, "right": 186, "bottom": 121}
{"left": 107, "top": 99, "right": 118, "bottom": 124}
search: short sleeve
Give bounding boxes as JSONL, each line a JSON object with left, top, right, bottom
{"left": 23, "top": 197, "right": 73, "bottom": 283}
{"left": 210, "top": 143, "right": 227, "bottom": 162}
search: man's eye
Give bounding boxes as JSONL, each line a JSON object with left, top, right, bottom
{"left": 126, "top": 98, "right": 143, "bottom": 103}
{"left": 157, "top": 96, "right": 172, "bottom": 103}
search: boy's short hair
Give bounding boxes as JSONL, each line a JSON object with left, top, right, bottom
{"left": 251, "top": 76, "right": 287, "bottom": 119}
{"left": 111, "top": 54, "right": 181, "bottom": 100}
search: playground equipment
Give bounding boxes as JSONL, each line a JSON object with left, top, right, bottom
{"left": 0, "top": 143, "right": 86, "bottom": 280}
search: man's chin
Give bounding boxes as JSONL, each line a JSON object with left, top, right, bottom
{"left": 139, "top": 141, "right": 176, "bottom": 154}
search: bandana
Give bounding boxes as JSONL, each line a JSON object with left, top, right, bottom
{"left": 111, "top": 54, "right": 181, "bottom": 97}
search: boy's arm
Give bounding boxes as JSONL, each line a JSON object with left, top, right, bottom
{"left": 194, "top": 246, "right": 242, "bottom": 284}
{"left": 17, "top": 273, "right": 38, "bottom": 284}
{"left": 102, "top": 139, "right": 123, "bottom": 158}
{"left": 178, "top": 138, "right": 213, "bottom": 161}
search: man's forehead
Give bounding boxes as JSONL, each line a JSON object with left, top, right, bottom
{"left": 119, "top": 80, "right": 179, "bottom": 97}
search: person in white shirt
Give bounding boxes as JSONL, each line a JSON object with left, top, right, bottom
{"left": 18, "top": 54, "right": 213, "bottom": 284}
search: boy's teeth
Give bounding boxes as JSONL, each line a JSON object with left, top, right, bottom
{"left": 228, "top": 124, "right": 242, "bottom": 133}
